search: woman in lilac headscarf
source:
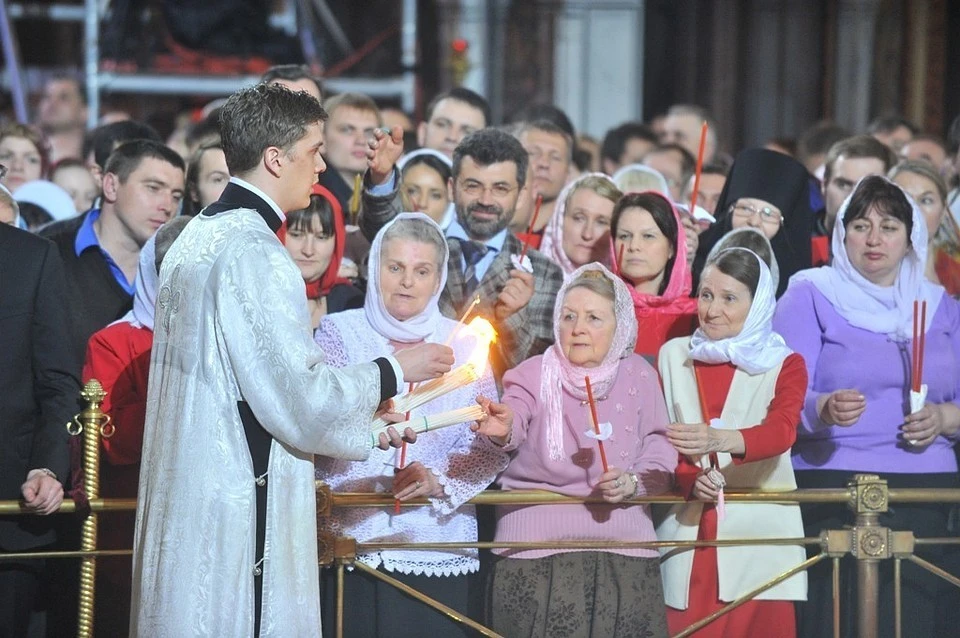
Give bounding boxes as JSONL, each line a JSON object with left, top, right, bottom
{"left": 475, "top": 262, "right": 676, "bottom": 637}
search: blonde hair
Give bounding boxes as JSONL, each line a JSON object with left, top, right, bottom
{"left": 564, "top": 175, "right": 622, "bottom": 214}
{"left": 888, "top": 160, "right": 948, "bottom": 204}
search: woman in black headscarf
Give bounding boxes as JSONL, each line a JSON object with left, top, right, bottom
{"left": 693, "top": 148, "right": 813, "bottom": 297}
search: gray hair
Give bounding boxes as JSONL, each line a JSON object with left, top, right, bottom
{"left": 154, "top": 216, "right": 192, "bottom": 274}
{"left": 565, "top": 269, "right": 616, "bottom": 303}
{"left": 381, "top": 217, "right": 447, "bottom": 269}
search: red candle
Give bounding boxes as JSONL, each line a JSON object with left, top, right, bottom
{"left": 688, "top": 122, "right": 708, "bottom": 214}
{"left": 394, "top": 382, "right": 415, "bottom": 513}
{"left": 584, "top": 375, "right": 609, "bottom": 473}
{"left": 519, "top": 194, "right": 544, "bottom": 263}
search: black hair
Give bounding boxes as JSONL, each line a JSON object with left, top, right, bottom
{"left": 103, "top": 139, "right": 186, "bottom": 182}
{"left": 85, "top": 120, "right": 162, "bottom": 169}
{"left": 842, "top": 174, "right": 913, "bottom": 239}
{"left": 709, "top": 248, "right": 761, "bottom": 298}
{"left": 401, "top": 153, "right": 452, "bottom": 184}
{"left": 511, "top": 103, "right": 575, "bottom": 139}
{"left": 452, "top": 128, "right": 528, "bottom": 188}
{"left": 219, "top": 83, "right": 327, "bottom": 175}
{"left": 611, "top": 192, "right": 678, "bottom": 296}
{"left": 601, "top": 122, "right": 657, "bottom": 164}
{"left": 424, "top": 87, "right": 491, "bottom": 127}
{"left": 287, "top": 193, "right": 335, "bottom": 238}
{"left": 260, "top": 64, "right": 324, "bottom": 99}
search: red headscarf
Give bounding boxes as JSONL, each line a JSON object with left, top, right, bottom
{"left": 277, "top": 183, "right": 350, "bottom": 299}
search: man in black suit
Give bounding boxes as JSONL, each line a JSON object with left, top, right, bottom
{"left": 0, "top": 222, "right": 80, "bottom": 636}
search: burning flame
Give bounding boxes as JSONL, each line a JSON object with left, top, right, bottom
{"left": 463, "top": 317, "right": 497, "bottom": 375}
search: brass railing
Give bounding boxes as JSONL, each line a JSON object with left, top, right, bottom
{"left": 2, "top": 380, "right": 960, "bottom": 638}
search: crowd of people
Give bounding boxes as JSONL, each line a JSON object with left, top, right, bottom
{"left": 3, "top": 62, "right": 960, "bottom": 638}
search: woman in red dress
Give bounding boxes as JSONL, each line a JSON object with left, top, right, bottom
{"left": 611, "top": 191, "right": 698, "bottom": 363}
{"left": 657, "top": 247, "right": 807, "bottom": 637}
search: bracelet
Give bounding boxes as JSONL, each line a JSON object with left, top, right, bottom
{"left": 627, "top": 472, "right": 639, "bottom": 498}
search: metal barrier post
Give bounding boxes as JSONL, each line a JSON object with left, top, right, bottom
{"left": 849, "top": 474, "right": 888, "bottom": 638}
{"left": 67, "top": 380, "right": 111, "bottom": 638}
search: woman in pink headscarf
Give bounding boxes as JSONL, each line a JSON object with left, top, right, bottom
{"left": 539, "top": 173, "right": 623, "bottom": 274}
{"left": 612, "top": 191, "right": 699, "bottom": 362}
{"left": 474, "top": 262, "right": 676, "bottom": 638}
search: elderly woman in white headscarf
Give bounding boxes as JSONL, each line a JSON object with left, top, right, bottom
{"left": 538, "top": 172, "right": 623, "bottom": 275}
{"left": 774, "top": 175, "right": 960, "bottom": 638}
{"left": 657, "top": 247, "right": 807, "bottom": 637}
{"left": 314, "top": 212, "right": 507, "bottom": 638}
{"left": 706, "top": 226, "right": 780, "bottom": 292}
{"left": 474, "top": 262, "right": 676, "bottom": 638}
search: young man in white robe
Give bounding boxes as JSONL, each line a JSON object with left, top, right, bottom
{"left": 130, "top": 84, "right": 454, "bottom": 638}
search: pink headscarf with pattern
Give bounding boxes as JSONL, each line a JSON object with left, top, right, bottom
{"left": 539, "top": 172, "right": 620, "bottom": 275}
{"left": 540, "top": 262, "right": 638, "bottom": 461}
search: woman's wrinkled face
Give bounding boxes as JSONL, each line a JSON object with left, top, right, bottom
{"left": 892, "top": 171, "right": 945, "bottom": 240}
{"left": 614, "top": 207, "right": 674, "bottom": 292}
{"left": 0, "top": 136, "right": 42, "bottom": 192}
{"left": 560, "top": 187, "right": 615, "bottom": 267}
{"left": 697, "top": 266, "right": 752, "bottom": 341}
{"left": 557, "top": 286, "right": 617, "bottom": 368}
{"left": 379, "top": 238, "right": 442, "bottom": 321}
{"left": 402, "top": 163, "right": 450, "bottom": 224}
{"left": 284, "top": 215, "right": 336, "bottom": 284}
{"left": 844, "top": 205, "right": 910, "bottom": 287}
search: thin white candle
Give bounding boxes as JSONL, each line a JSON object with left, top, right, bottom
{"left": 370, "top": 405, "right": 486, "bottom": 446}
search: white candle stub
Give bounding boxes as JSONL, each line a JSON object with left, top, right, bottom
{"left": 584, "top": 421, "right": 613, "bottom": 441}
{"left": 908, "top": 385, "right": 928, "bottom": 446}
{"left": 510, "top": 254, "right": 534, "bottom": 274}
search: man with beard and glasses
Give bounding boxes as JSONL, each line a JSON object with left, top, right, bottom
{"left": 358, "top": 127, "right": 564, "bottom": 380}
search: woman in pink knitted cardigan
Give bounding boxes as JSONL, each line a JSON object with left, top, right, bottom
{"left": 474, "top": 262, "right": 676, "bottom": 638}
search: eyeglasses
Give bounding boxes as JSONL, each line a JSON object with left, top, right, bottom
{"left": 458, "top": 179, "right": 518, "bottom": 199}
{"left": 730, "top": 202, "right": 782, "bottom": 225}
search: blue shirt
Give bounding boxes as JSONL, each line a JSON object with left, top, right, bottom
{"left": 74, "top": 209, "right": 135, "bottom": 295}
{"left": 446, "top": 219, "right": 508, "bottom": 283}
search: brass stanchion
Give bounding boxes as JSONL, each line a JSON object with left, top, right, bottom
{"left": 849, "top": 474, "right": 888, "bottom": 638}
{"left": 67, "top": 380, "right": 112, "bottom": 638}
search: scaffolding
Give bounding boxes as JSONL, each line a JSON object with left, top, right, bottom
{"left": 0, "top": 0, "right": 418, "bottom": 128}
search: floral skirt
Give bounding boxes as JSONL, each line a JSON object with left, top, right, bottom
{"left": 487, "top": 551, "right": 668, "bottom": 638}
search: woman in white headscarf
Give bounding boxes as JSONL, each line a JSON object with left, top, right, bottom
{"left": 314, "top": 213, "right": 507, "bottom": 638}
{"left": 706, "top": 226, "right": 781, "bottom": 292}
{"left": 657, "top": 247, "right": 807, "bottom": 638}
{"left": 774, "top": 175, "right": 960, "bottom": 638}
{"left": 538, "top": 172, "right": 623, "bottom": 274}
{"left": 475, "top": 262, "right": 676, "bottom": 638}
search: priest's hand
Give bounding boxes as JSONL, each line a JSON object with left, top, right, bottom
{"left": 393, "top": 461, "right": 443, "bottom": 500}
{"left": 691, "top": 469, "right": 721, "bottom": 502}
{"left": 494, "top": 269, "right": 535, "bottom": 322}
{"left": 21, "top": 470, "right": 64, "bottom": 515}
{"left": 394, "top": 343, "right": 455, "bottom": 383}
{"left": 818, "top": 389, "right": 866, "bottom": 427}
{"left": 366, "top": 125, "right": 405, "bottom": 185}
{"left": 471, "top": 395, "right": 513, "bottom": 446}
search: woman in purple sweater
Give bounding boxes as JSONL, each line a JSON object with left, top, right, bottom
{"left": 474, "top": 262, "right": 676, "bottom": 638}
{"left": 773, "top": 175, "right": 960, "bottom": 638}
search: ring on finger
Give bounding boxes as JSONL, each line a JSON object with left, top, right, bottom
{"left": 415, "top": 480, "right": 422, "bottom": 489}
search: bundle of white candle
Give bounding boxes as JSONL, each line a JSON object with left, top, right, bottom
{"left": 369, "top": 404, "right": 486, "bottom": 447}
{"left": 369, "top": 317, "right": 497, "bottom": 430}
{"left": 370, "top": 363, "right": 481, "bottom": 431}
